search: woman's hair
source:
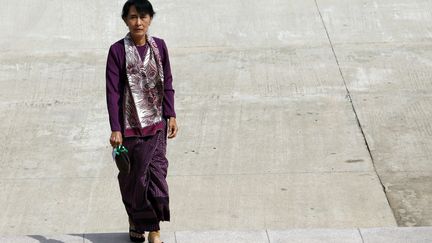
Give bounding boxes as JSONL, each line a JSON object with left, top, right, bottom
{"left": 122, "top": 0, "right": 155, "bottom": 19}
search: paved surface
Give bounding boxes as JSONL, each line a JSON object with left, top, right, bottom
{"left": 1, "top": 0, "right": 432, "bottom": 240}
{"left": 1, "top": 227, "right": 432, "bottom": 243}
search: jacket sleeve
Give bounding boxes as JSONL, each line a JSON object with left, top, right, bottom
{"left": 106, "top": 44, "right": 122, "bottom": 132}
{"left": 161, "top": 39, "right": 176, "bottom": 118}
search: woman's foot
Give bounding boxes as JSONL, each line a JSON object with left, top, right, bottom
{"left": 129, "top": 218, "right": 145, "bottom": 242}
{"left": 148, "top": 230, "right": 163, "bottom": 243}
{"left": 129, "top": 228, "right": 145, "bottom": 242}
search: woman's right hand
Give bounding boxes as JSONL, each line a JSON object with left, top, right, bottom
{"left": 110, "top": 131, "right": 123, "bottom": 147}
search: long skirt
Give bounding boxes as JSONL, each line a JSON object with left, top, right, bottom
{"left": 118, "top": 126, "right": 170, "bottom": 232}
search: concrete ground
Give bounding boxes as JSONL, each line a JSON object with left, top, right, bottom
{"left": 1, "top": 227, "right": 432, "bottom": 243}
{"left": 1, "top": 0, "right": 432, "bottom": 241}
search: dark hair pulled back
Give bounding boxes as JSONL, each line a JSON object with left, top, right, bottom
{"left": 122, "top": 0, "right": 155, "bottom": 19}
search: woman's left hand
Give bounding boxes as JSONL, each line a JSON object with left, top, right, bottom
{"left": 167, "top": 117, "right": 178, "bottom": 139}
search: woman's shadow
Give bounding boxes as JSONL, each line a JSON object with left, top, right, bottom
{"left": 28, "top": 233, "right": 130, "bottom": 243}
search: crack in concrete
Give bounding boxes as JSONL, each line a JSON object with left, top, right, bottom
{"left": 357, "top": 228, "right": 365, "bottom": 243}
{"left": 174, "top": 231, "right": 178, "bottom": 243}
{"left": 313, "top": 0, "right": 397, "bottom": 223}
{"left": 265, "top": 229, "right": 271, "bottom": 243}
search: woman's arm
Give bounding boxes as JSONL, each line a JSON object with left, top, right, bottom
{"left": 160, "top": 40, "right": 178, "bottom": 138}
{"left": 106, "top": 44, "right": 123, "bottom": 146}
{"left": 161, "top": 40, "right": 176, "bottom": 119}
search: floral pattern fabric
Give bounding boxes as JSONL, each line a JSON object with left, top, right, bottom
{"left": 123, "top": 33, "right": 165, "bottom": 131}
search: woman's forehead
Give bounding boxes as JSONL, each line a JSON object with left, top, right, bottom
{"left": 128, "top": 6, "right": 151, "bottom": 17}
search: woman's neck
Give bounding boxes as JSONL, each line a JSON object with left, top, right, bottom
{"left": 131, "top": 34, "right": 147, "bottom": 46}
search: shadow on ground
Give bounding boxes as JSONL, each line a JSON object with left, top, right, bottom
{"left": 83, "top": 233, "right": 130, "bottom": 243}
{"left": 27, "top": 233, "right": 130, "bottom": 243}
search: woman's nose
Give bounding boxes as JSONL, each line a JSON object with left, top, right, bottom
{"left": 136, "top": 18, "right": 143, "bottom": 25}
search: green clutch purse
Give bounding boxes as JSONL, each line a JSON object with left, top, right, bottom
{"left": 113, "top": 145, "right": 130, "bottom": 174}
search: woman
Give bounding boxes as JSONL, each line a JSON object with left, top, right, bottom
{"left": 106, "top": 0, "right": 178, "bottom": 242}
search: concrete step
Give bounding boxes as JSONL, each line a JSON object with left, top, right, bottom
{"left": 1, "top": 227, "right": 432, "bottom": 243}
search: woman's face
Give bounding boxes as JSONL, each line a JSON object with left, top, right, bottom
{"left": 124, "top": 5, "right": 152, "bottom": 40}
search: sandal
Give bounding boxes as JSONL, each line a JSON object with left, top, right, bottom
{"left": 128, "top": 217, "right": 145, "bottom": 242}
{"left": 129, "top": 228, "right": 145, "bottom": 242}
{"left": 148, "top": 231, "right": 164, "bottom": 243}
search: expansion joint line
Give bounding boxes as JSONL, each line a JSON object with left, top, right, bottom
{"left": 313, "top": 0, "right": 395, "bottom": 219}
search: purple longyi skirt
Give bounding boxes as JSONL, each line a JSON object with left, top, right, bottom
{"left": 118, "top": 126, "right": 170, "bottom": 232}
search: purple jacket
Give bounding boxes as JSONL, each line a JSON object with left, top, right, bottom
{"left": 106, "top": 37, "right": 176, "bottom": 136}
